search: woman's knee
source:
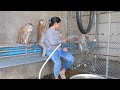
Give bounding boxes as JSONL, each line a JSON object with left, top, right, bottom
{"left": 66, "top": 54, "right": 75, "bottom": 64}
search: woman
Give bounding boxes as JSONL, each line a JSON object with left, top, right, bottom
{"left": 44, "top": 17, "right": 75, "bottom": 79}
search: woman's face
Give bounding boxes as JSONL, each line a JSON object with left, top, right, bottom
{"left": 55, "top": 22, "right": 60, "bottom": 30}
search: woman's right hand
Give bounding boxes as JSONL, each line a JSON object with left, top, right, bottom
{"left": 63, "top": 47, "right": 68, "bottom": 52}
{"left": 62, "top": 38, "right": 67, "bottom": 43}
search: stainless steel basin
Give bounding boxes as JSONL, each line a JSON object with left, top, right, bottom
{"left": 69, "top": 74, "right": 105, "bottom": 79}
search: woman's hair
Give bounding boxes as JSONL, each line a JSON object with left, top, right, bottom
{"left": 49, "top": 17, "right": 61, "bottom": 27}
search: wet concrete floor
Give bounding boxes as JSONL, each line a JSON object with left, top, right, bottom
{"left": 42, "top": 69, "right": 86, "bottom": 79}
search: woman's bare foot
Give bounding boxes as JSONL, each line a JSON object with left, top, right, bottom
{"left": 59, "top": 69, "right": 66, "bottom": 79}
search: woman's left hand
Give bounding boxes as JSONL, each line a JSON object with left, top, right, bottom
{"left": 63, "top": 47, "right": 68, "bottom": 52}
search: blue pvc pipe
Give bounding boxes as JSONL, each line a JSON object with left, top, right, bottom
{"left": 0, "top": 45, "right": 41, "bottom": 51}
{"left": 0, "top": 49, "right": 42, "bottom": 57}
{"left": 0, "top": 45, "right": 43, "bottom": 57}
{"left": 0, "top": 44, "right": 78, "bottom": 57}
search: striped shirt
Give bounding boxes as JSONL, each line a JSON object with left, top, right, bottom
{"left": 44, "top": 27, "right": 62, "bottom": 50}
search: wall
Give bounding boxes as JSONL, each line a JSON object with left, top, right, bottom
{"left": 96, "top": 11, "right": 120, "bottom": 57}
{"left": 0, "top": 11, "right": 67, "bottom": 44}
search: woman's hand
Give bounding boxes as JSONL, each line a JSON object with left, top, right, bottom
{"left": 62, "top": 38, "right": 67, "bottom": 43}
{"left": 63, "top": 47, "right": 68, "bottom": 52}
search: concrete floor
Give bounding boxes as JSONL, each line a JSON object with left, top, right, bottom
{"left": 42, "top": 69, "right": 86, "bottom": 79}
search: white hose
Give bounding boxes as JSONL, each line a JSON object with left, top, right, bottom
{"left": 38, "top": 44, "right": 62, "bottom": 79}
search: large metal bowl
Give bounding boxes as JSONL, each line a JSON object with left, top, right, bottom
{"left": 69, "top": 74, "right": 105, "bottom": 79}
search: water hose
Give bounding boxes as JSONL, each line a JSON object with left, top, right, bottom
{"left": 38, "top": 44, "right": 62, "bottom": 79}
